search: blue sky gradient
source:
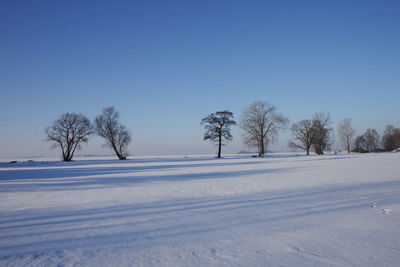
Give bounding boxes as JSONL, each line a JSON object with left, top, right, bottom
{"left": 1, "top": 0, "right": 399, "bottom": 158}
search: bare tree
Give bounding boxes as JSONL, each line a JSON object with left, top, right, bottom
{"left": 353, "top": 135, "right": 367, "bottom": 153}
{"left": 240, "top": 101, "right": 288, "bottom": 156}
{"left": 363, "top": 128, "right": 380, "bottom": 152}
{"left": 201, "top": 110, "right": 236, "bottom": 158}
{"left": 46, "top": 113, "right": 93, "bottom": 161}
{"left": 354, "top": 129, "right": 380, "bottom": 153}
{"left": 382, "top": 125, "right": 400, "bottom": 151}
{"left": 94, "top": 107, "right": 132, "bottom": 160}
{"left": 288, "top": 119, "right": 314, "bottom": 155}
{"left": 311, "top": 113, "right": 332, "bottom": 155}
{"left": 337, "top": 118, "right": 355, "bottom": 153}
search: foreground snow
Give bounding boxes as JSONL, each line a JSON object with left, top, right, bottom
{"left": 0, "top": 153, "right": 399, "bottom": 266}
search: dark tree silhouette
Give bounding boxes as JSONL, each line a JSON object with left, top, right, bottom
{"left": 311, "top": 113, "right": 332, "bottom": 155}
{"left": 288, "top": 119, "right": 314, "bottom": 155}
{"left": 353, "top": 135, "right": 367, "bottom": 153}
{"left": 95, "top": 107, "right": 132, "bottom": 160}
{"left": 240, "top": 101, "right": 288, "bottom": 156}
{"left": 382, "top": 125, "right": 400, "bottom": 151}
{"left": 46, "top": 113, "right": 93, "bottom": 161}
{"left": 201, "top": 110, "right": 236, "bottom": 158}
{"left": 353, "top": 128, "right": 380, "bottom": 153}
{"left": 363, "top": 128, "right": 380, "bottom": 152}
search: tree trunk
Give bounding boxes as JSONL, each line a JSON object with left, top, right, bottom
{"left": 63, "top": 155, "right": 72, "bottom": 161}
{"left": 118, "top": 155, "right": 127, "bottom": 160}
{"left": 217, "top": 133, "right": 222, "bottom": 158}
{"left": 112, "top": 143, "right": 127, "bottom": 160}
{"left": 116, "top": 151, "right": 127, "bottom": 160}
{"left": 259, "top": 138, "right": 264, "bottom": 157}
{"left": 314, "top": 145, "right": 321, "bottom": 155}
{"left": 63, "top": 150, "right": 72, "bottom": 161}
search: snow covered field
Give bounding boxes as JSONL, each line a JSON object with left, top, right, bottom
{"left": 0, "top": 153, "right": 399, "bottom": 266}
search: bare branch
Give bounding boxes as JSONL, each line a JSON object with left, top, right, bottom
{"left": 94, "top": 107, "right": 132, "bottom": 160}
{"left": 46, "top": 113, "right": 93, "bottom": 161}
{"left": 240, "top": 101, "right": 288, "bottom": 156}
{"left": 288, "top": 119, "right": 313, "bottom": 155}
{"left": 337, "top": 118, "right": 355, "bottom": 153}
{"left": 311, "top": 113, "right": 332, "bottom": 155}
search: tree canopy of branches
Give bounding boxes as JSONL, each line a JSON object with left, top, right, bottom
{"left": 288, "top": 119, "right": 314, "bottom": 155}
{"left": 311, "top": 113, "right": 332, "bottom": 155}
{"left": 353, "top": 128, "right": 380, "bottom": 153}
{"left": 201, "top": 110, "right": 236, "bottom": 158}
{"left": 382, "top": 125, "right": 400, "bottom": 151}
{"left": 46, "top": 113, "right": 93, "bottom": 161}
{"left": 363, "top": 128, "right": 380, "bottom": 152}
{"left": 337, "top": 118, "right": 355, "bottom": 153}
{"left": 240, "top": 101, "right": 288, "bottom": 156}
{"left": 353, "top": 135, "right": 367, "bottom": 153}
{"left": 94, "top": 107, "right": 132, "bottom": 160}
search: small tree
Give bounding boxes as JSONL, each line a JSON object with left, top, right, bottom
{"left": 311, "top": 113, "right": 332, "bottom": 155}
{"left": 46, "top": 113, "right": 93, "bottom": 161}
{"left": 288, "top": 119, "right": 314, "bottom": 155}
{"left": 240, "top": 101, "right": 288, "bottom": 156}
{"left": 337, "top": 118, "right": 355, "bottom": 153}
{"left": 94, "top": 107, "right": 132, "bottom": 160}
{"left": 201, "top": 110, "right": 236, "bottom": 158}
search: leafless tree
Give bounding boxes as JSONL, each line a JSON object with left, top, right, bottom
{"left": 363, "top": 128, "right": 380, "bottom": 152}
{"left": 337, "top": 118, "right": 355, "bottom": 153}
{"left": 353, "top": 135, "right": 367, "bottom": 153}
{"left": 382, "top": 125, "right": 400, "bottom": 151}
{"left": 46, "top": 113, "right": 93, "bottom": 161}
{"left": 201, "top": 110, "right": 236, "bottom": 158}
{"left": 288, "top": 119, "right": 314, "bottom": 155}
{"left": 311, "top": 113, "right": 332, "bottom": 155}
{"left": 240, "top": 101, "right": 288, "bottom": 156}
{"left": 94, "top": 107, "right": 132, "bottom": 160}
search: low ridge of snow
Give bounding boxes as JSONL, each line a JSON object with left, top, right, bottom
{"left": 0, "top": 153, "right": 399, "bottom": 266}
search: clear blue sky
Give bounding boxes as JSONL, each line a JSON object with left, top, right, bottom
{"left": 1, "top": 0, "right": 399, "bottom": 158}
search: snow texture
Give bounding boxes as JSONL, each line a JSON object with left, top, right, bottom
{"left": 1, "top": 153, "right": 399, "bottom": 266}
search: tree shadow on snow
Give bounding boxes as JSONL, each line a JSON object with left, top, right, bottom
{"left": 0, "top": 179, "right": 399, "bottom": 257}
{"left": 0, "top": 165, "right": 298, "bottom": 192}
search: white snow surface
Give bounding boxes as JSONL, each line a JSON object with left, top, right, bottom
{"left": 0, "top": 153, "right": 399, "bottom": 266}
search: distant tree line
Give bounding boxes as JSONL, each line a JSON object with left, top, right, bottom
{"left": 288, "top": 115, "right": 399, "bottom": 155}
{"left": 47, "top": 102, "right": 399, "bottom": 161}
{"left": 353, "top": 125, "right": 400, "bottom": 153}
